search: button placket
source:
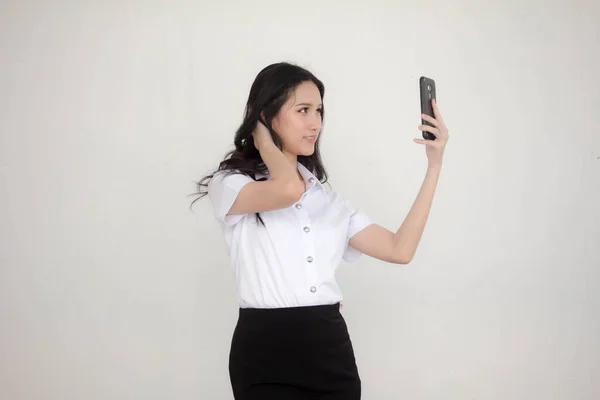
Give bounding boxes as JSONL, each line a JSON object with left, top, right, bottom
{"left": 294, "top": 199, "right": 319, "bottom": 297}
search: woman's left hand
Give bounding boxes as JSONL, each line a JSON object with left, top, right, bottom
{"left": 414, "top": 99, "right": 449, "bottom": 168}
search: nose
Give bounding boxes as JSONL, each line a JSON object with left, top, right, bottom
{"left": 309, "top": 116, "right": 321, "bottom": 132}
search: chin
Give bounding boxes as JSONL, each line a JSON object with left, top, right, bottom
{"left": 298, "top": 147, "right": 316, "bottom": 156}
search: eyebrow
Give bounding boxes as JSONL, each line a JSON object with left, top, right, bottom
{"left": 295, "top": 103, "right": 323, "bottom": 107}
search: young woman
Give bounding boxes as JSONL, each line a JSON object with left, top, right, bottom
{"left": 193, "top": 62, "right": 449, "bottom": 399}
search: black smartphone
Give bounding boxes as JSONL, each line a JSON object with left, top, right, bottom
{"left": 419, "top": 76, "right": 437, "bottom": 140}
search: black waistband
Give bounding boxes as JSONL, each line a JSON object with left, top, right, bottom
{"left": 238, "top": 302, "right": 341, "bottom": 323}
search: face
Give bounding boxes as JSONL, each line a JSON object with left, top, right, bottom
{"left": 271, "top": 81, "right": 323, "bottom": 157}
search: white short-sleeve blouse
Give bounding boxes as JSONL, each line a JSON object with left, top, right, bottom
{"left": 207, "top": 162, "right": 372, "bottom": 309}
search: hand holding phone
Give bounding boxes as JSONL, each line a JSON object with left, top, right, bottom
{"left": 414, "top": 76, "right": 450, "bottom": 168}
{"left": 419, "top": 76, "right": 437, "bottom": 140}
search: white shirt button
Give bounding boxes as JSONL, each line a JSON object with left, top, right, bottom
{"left": 295, "top": 203, "right": 302, "bottom": 209}
{"left": 306, "top": 256, "right": 313, "bottom": 263}
{"left": 303, "top": 226, "right": 310, "bottom": 233}
{"left": 308, "top": 177, "right": 315, "bottom": 184}
{"left": 310, "top": 286, "right": 317, "bottom": 293}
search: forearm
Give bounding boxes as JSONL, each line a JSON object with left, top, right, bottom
{"left": 258, "top": 141, "right": 298, "bottom": 183}
{"left": 393, "top": 165, "right": 442, "bottom": 261}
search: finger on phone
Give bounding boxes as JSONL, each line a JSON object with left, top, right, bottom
{"left": 419, "top": 125, "right": 439, "bottom": 135}
{"left": 432, "top": 99, "right": 444, "bottom": 122}
{"left": 421, "top": 114, "right": 438, "bottom": 126}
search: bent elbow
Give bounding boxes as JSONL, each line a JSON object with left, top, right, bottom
{"left": 392, "top": 252, "right": 413, "bottom": 265}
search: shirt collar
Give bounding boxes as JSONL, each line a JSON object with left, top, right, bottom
{"left": 297, "top": 161, "right": 325, "bottom": 193}
{"left": 255, "top": 162, "right": 325, "bottom": 193}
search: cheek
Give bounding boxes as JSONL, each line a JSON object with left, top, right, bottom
{"left": 277, "top": 116, "right": 304, "bottom": 141}
{"left": 292, "top": 115, "right": 310, "bottom": 135}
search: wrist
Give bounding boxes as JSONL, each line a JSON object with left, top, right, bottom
{"left": 426, "top": 163, "right": 442, "bottom": 173}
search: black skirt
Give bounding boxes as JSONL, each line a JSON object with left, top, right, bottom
{"left": 228, "top": 302, "right": 361, "bottom": 399}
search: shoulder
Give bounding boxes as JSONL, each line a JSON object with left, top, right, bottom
{"left": 207, "top": 170, "right": 256, "bottom": 207}
{"left": 208, "top": 170, "right": 255, "bottom": 192}
{"left": 207, "top": 170, "right": 257, "bottom": 226}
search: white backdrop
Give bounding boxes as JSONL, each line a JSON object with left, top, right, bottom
{"left": 1, "top": 1, "right": 599, "bottom": 399}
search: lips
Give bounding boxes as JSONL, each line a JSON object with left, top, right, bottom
{"left": 304, "top": 135, "right": 317, "bottom": 142}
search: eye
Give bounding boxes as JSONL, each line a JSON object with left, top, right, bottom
{"left": 299, "top": 107, "right": 323, "bottom": 114}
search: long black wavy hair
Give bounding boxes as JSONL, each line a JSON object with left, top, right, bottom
{"left": 190, "top": 62, "right": 329, "bottom": 218}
